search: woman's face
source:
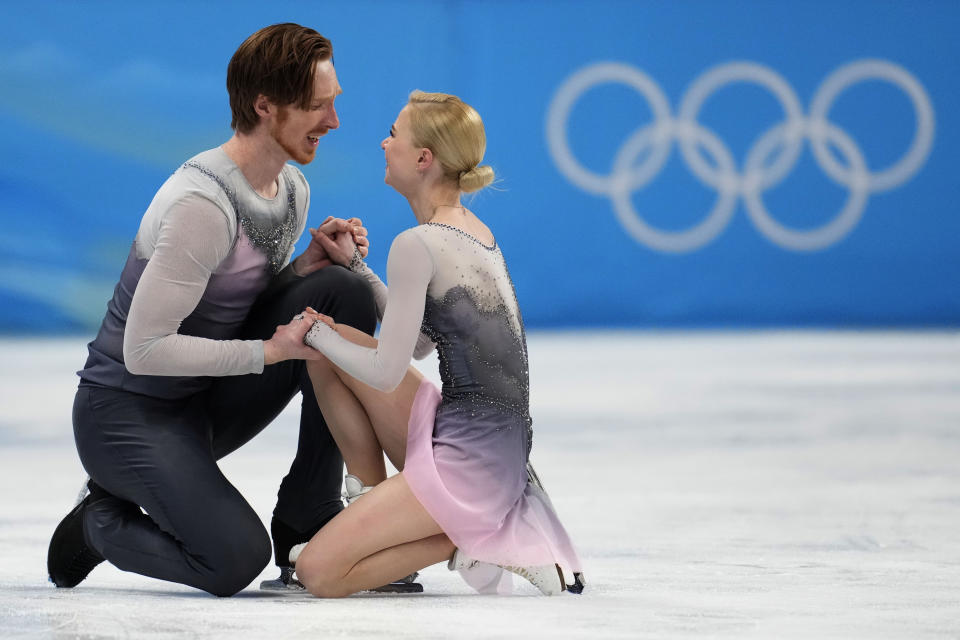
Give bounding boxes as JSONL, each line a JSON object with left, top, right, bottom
{"left": 381, "top": 106, "right": 421, "bottom": 193}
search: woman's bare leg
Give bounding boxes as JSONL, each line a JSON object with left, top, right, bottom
{"left": 299, "top": 323, "right": 445, "bottom": 596}
{"left": 305, "top": 353, "right": 386, "bottom": 485}
{"left": 305, "top": 324, "right": 424, "bottom": 478}
{"left": 295, "top": 473, "right": 454, "bottom": 598}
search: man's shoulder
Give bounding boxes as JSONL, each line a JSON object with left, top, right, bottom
{"left": 158, "top": 153, "right": 226, "bottom": 198}
{"left": 179, "top": 147, "right": 235, "bottom": 179}
{"left": 149, "top": 148, "right": 236, "bottom": 220}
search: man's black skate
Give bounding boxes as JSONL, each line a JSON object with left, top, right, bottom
{"left": 260, "top": 516, "right": 323, "bottom": 592}
{"left": 47, "top": 482, "right": 105, "bottom": 588}
{"left": 259, "top": 566, "right": 305, "bottom": 592}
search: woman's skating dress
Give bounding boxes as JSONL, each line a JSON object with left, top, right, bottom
{"left": 306, "top": 222, "right": 582, "bottom": 592}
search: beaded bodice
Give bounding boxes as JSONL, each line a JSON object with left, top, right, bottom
{"left": 416, "top": 223, "right": 533, "bottom": 447}
{"left": 79, "top": 148, "right": 307, "bottom": 398}
{"left": 182, "top": 161, "right": 299, "bottom": 275}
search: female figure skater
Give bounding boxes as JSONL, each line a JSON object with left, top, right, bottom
{"left": 293, "top": 91, "right": 584, "bottom": 597}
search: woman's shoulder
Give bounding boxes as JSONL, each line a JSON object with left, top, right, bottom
{"left": 395, "top": 223, "right": 466, "bottom": 252}
{"left": 414, "top": 220, "right": 497, "bottom": 251}
{"left": 392, "top": 225, "right": 433, "bottom": 252}
{"left": 389, "top": 225, "right": 456, "bottom": 264}
{"left": 385, "top": 226, "right": 436, "bottom": 278}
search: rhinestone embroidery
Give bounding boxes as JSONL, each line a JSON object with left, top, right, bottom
{"left": 417, "top": 225, "right": 534, "bottom": 456}
{"left": 424, "top": 221, "right": 497, "bottom": 250}
{"left": 182, "top": 161, "right": 299, "bottom": 274}
{"left": 348, "top": 247, "right": 365, "bottom": 273}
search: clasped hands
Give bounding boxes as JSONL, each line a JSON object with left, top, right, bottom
{"left": 263, "top": 306, "right": 338, "bottom": 366}
{"left": 291, "top": 216, "right": 368, "bottom": 276}
{"left": 264, "top": 216, "right": 363, "bottom": 365}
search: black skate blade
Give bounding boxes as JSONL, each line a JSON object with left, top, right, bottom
{"left": 565, "top": 571, "right": 586, "bottom": 594}
{"left": 366, "top": 580, "right": 424, "bottom": 594}
{"left": 259, "top": 577, "right": 306, "bottom": 593}
{"left": 260, "top": 567, "right": 307, "bottom": 594}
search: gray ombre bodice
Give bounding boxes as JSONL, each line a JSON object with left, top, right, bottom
{"left": 79, "top": 148, "right": 306, "bottom": 398}
{"left": 416, "top": 223, "right": 533, "bottom": 453}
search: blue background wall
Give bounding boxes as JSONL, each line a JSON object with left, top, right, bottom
{"left": 1, "top": 0, "right": 957, "bottom": 333}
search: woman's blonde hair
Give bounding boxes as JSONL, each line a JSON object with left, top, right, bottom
{"left": 406, "top": 90, "right": 495, "bottom": 193}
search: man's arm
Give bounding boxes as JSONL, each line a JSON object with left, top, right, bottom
{"left": 123, "top": 196, "right": 264, "bottom": 376}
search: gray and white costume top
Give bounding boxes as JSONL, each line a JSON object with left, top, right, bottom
{"left": 79, "top": 147, "right": 309, "bottom": 399}
{"left": 307, "top": 222, "right": 533, "bottom": 451}
{"left": 306, "top": 222, "right": 585, "bottom": 586}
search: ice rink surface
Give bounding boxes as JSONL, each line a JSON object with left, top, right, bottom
{"left": 1, "top": 331, "right": 959, "bottom": 639}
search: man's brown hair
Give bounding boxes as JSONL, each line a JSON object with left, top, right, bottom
{"left": 227, "top": 23, "right": 333, "bottom": 133}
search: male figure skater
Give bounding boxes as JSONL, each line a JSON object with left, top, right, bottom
{"left": 47, "top": 23, "right": 376, "bottom": 596}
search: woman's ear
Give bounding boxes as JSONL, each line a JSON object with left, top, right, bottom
{"left": 417, "top": 147, "right": 434, "bottom": 172}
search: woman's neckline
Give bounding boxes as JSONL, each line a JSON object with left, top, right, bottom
{"left": 423, "top": 221, "right": 497, "bottom": 250}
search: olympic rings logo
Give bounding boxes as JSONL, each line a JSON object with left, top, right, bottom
{"left": 546, "top": 60, "right": 935, "bottom": 252}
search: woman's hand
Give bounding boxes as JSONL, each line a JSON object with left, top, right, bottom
{"left": 292, "top": 217, "right": 369, "bottom": 275}
{"left": 312, "top": 312, "right": 336, "bottom": 331}
{"left": 310, "top": 216, "right": 369, "bottom": 267}
{"left": 300, "top": 311, "right": 339, "bottom": 352}
{"left": 344, "top": 217, "right": 369, "bottom": 258}
{"left": 310, "top": 224, "right": 357, "bottom": 267}
{"left": 263, "top": 307, "right": 329, "bottom": 365}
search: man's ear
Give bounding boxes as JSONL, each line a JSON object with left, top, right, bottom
{"left": 254, "top": 94, "right": 273, "bottom": 118}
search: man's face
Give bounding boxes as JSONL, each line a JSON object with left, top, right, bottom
{"left": 270, "top": 59, "right": 341, "bottom": 164}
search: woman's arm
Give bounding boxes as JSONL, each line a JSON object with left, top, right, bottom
{"left": 315, "top": 227, "right": 436, "bottom": 359}
{"left": 304, "top": 230, "right": 434, "bottom": 390}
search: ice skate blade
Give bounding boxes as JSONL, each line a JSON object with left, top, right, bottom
{"left": 364, "top": 581, "right": 424, "bottom": 594}
{"left": 260, "top": 577, "right": 304, "bottom": 592}
{"left": 260, "top": 576, "right": 423, "bottom": 595}
{"left": 566, "top": 571, "right": 586, "bottom": 594}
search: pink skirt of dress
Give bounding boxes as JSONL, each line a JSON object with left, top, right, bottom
{"left": 402, "top": 379, "right": 583, "bottom": 593}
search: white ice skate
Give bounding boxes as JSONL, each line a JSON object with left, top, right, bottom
{"left": 289, "top": 542, "right": 307, "bottom": 566}
{"left": 442, "top": 464, "right": 589, "bottom": 595}
{"left": 341, "top": 474, "right": 373, "bottom": 505}
{"left": 447, "top": 548, "right": 566, "bottom": 596}
{"left": 525, "top": 461, "right": 587, "bottom": 594}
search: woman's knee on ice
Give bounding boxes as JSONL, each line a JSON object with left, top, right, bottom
{"left": 294, "top": 549, "right": 351, "bottom": 598}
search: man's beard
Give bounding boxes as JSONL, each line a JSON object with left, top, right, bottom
{"left": 270, "top": 106, "right": 320, "bottom": 165}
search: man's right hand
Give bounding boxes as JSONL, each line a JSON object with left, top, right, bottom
{"left": 263, "top": 307, "right": 327, "bottom": 365}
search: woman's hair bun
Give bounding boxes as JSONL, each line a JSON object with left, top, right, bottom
{"left": 458, "top": 165, "right": 495, "bottom": 193}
